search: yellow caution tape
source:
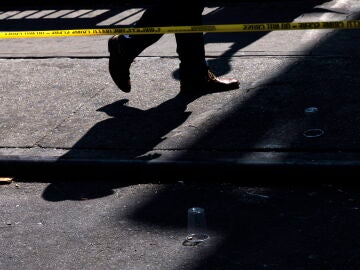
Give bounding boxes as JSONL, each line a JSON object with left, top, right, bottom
{"left": 1, "top": 20, "right": 360, "bottom": 39}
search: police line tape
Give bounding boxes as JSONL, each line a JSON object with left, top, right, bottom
{"left": 1, "top": 20, "right": 360, "bottom": 39}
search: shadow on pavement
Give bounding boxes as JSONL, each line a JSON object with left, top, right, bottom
{"left": 202, "top": 0, "right": 332, "bottom": 76}
{"left": 60, "top": 92, "right": 199, "bottom": 161}
{"left": 46, "top": 6, "right": 360, "bottom": 270}
{"left": 37, "top": 179, "right": 360, "bottom": 268}
{"left": 13, "top": 0, "right": 356, "bottom": 203}
{"left": 9, "top": 2, "right": 360, "bottom": 269}
{"left": 121, "top": 10, "right": 360, "bottom": 269}
{"left": 3, "top": 0, "right": 331, "bottom": 166}
{"left": 127, "top": 183, "right": 360, "bottom": 269}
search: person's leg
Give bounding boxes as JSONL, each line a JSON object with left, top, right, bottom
{"left": 174, "top": 2, "right": 239, "bottom": 93}
{"left": 109, "top": 1, "right": 239, "bottom": 93}
{"left": 177, "top": 30, "right": 239, "bottom": 94}
{"left": 108, "top": 1, "right": 169, "bottom": 92}
{"left": 174, "top": 3, "right": 208, "bottom": 82}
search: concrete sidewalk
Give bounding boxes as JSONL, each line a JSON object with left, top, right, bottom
{"left": 1, "top": 0, "right": 360, "bottom": 177}
{"left": 1, "top": 2, "right": 360, "bottom": 270}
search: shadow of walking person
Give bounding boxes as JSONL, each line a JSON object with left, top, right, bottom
{"left": 62, "top": 92, "right": 199, "bottom": 161}
{"left": 41, "top": 90, "right": 224, "bottom": 201}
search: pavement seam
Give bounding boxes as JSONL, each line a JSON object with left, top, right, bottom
{"left": 33, "top": 86, "right": 108, "bottom": 149}
{"left": 3, "top": 146, "right": 360, "bottom": 153}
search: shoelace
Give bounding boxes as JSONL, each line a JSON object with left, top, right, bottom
{"left": 207, "top": 70, "right": 217, "bottom": 81}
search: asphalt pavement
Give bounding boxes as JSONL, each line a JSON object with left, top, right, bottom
{"left": 1, "top": 1, "right": 360, "bottom": 269}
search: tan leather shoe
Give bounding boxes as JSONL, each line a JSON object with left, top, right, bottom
{"left": 108, "top": 35, "right": 132, "bottom": 93}
{"left": 180, "top": 70, "right": 239, "bottom": 94}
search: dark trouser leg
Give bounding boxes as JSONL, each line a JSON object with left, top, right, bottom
{"left": 174, "top": 3, "right": 208, "bottom": 82}
{"left": 176, "top": 33, "right": 208, "bottom": 82}
{"left": 123, "top": 0, "right": 206, "bottom": 65}
{"left": 114, "top": 3, "right": 166, "bottom": 62}
{"left": 173, "top": 3, "right": 239, "bottom": 93}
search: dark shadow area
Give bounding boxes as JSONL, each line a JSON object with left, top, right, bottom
{"left": 128, "top": 183, "right": 360, "bottom": 269}
{"left": 60, "top": 92, "right": 206, "bottom": 161}
{"left": 33, "top": 88, "right": 237, "bottom": 201}
{"left": 121, "top": 12, "right": 360, "bottom": 270}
